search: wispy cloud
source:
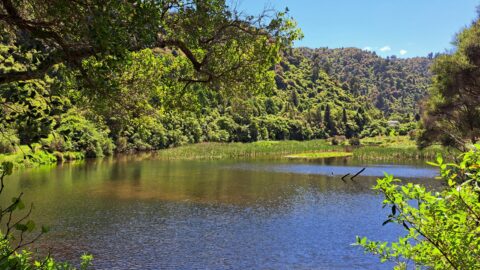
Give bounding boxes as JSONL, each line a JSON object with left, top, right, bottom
{"left": 363, "top": 46, "right": 373, "bottom": 51}
{"left": 399, "top": 49, "right": 408, "bottom": 56}
{"left": 379, "top": 46, "right": 391, "bottom": 52}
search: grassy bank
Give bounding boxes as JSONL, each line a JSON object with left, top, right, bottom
{"left": 286, "top": 152, "right": 353, "bottom": 160}
{"left": 155, "top": 136, "right": 448, "bottom": 161}
{"left": 155, "top": 140, "right": 336, "bottom": 160}
{"left": 354, "top": 136, "right": 446, "bottom": 161}
{"left": 1, "top": 136, "right": 449, "bottom": 168}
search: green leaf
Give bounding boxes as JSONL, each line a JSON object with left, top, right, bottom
{"left": 41, "top": 225, "right": 50, "bottom": 233}
{"left": 26, "top": 220, "right": 36, "bottom": 232}
{"left": 426, "top": 161, "right": 438, "bottom": 167}
{"left": 2, "top": 162, "right": 13, "bottom": 175}
{"left": 436, "top": 155, "right": 443, "bottom": 165}
{"left": 15, "top": 198, "right": 25, "bottom": 210}
{"left": 15, "top": 223, "right": 28, "bottom": 232}
{"left": 382, "top": 219, "right": 392, "bottom": 226}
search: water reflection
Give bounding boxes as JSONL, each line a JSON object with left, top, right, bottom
{"left": 2, "top": 157, "right": 438, "bottom": 269}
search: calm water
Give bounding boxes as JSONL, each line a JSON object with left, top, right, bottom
{"left": 3, "top": 155, "right": 438, "bottom": 269}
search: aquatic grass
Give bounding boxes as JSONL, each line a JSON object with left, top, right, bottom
{"left": 156, "top": 140, "right": 339, "bottom": 160}
{"left": 156, "top": 138, "right": 450, "bottom": 161}
{"left": 352, "top": 145, "right": 447, "bottom": 161}
{"left": 285, "top": 151, "right": 353, "bottom": 159}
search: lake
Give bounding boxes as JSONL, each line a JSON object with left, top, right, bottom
{"left": 2, "top": 155, "right": 438, "bottom": 269}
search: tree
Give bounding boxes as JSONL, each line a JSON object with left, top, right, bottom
{"left": 315, "top": 106, "right": 323, "bottom": 127}
{"left": 418, "top": 14, "right": 480, "bottom": 149}
{"left": 324, "top": 104, "right": 335, "bottom": 135}
{"left": 356, "top": 146, "right": 480, "bottom": 269}
{"left": 0, "top": 0, "right": 302, "bottom": 147}
{"left": 265, "top": 98, "right": 277, "bottom": 114}
{"left": 342, "top": 107, "right": 348, "bottom": 124}
{"left": 291, "top": 89, "right": 299, "bottom": 107}
{"left": 0, "top": 0, "right": 300, "bottom": 87}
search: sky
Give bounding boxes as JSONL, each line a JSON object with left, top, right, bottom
{"left": 237, "top": 0, "right": 479, "bottom": 58}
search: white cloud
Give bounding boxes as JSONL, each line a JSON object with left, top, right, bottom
{"left": 363, "top": 46, "right": 373, "bottom": 51}
{"left": 399, "top": 49, "right": 408, "bottom": 55}
{"left": 379, "top": 46, "right": 391, "bottom": 52}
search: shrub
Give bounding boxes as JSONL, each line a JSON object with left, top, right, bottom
{"left": 259, "top": 115, "right": 290, "bottom": 140}
{"left": 349, "top": 137, "right": 361, "bottom": 146}
{"left": 356, "top": 146, "right": 480, "bottom": 269}
{"left": 331, "top": 137, "right": 339, "bottom": 145}
{"left": 53, "top": 111, "right": 114, "bottom": 157}
{"left": 127, "top": 116, "right": 168, "bottom": 150}
{"left": 0, "top": 129, "right": 19, "bottom": 154}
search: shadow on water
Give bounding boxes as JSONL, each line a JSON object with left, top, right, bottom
{"left": 2, "top": 155, "right": 439, "bottom": 269}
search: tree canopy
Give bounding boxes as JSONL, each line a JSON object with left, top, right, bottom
{"left": 0, "top": 0, "right": 300, "bottom": 87}
{"left": 418, "top": 14, "right": 480, "bottom": 149}
{"left": 0, "top": 0, "right": 302, "bottom": 149}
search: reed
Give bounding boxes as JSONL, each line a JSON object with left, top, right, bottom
{"left": 155, "top": 138, "right": 447, "bottom": 161}
{"left": 285, "top": 152, "right": 353, "bottom": 159}
{"left": 155, "top": 140, "right": 339, "bottom": 160}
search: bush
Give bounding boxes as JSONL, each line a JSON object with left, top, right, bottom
{"left": 331, "top": 137, "right": 339, "bottom": 145}
{"left": 127, "top": 116, "right": 168, "bottom": 150}
{"left": 259, "top": 115, "right": 290, "bottom": 140}
{"left": 52, "top": 111, "right": 114, "bottom": 157}
{"left": 330, "top": 136, "right": 346, "bottom": 145}
{"left": 348, "top": 137, "right": 361, "bottom": 146}
{"left": 0, "top": 129, "right": 19, "bottom": 154}
{"left": 356, "top": 146, "right": 480, "bottom": 269}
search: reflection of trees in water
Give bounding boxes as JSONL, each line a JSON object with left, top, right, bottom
{"left": 5, "top": 159, "right": 440, "bottom": 220}
{"left": 14, "top": 160, "right": 437, "bottom": 200}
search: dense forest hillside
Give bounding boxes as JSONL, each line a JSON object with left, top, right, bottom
{"left": 290, "top": 47, "right": 433, "bottom": 116}
{"left": 1, "top": 46, "right": 433, "bottom": 157}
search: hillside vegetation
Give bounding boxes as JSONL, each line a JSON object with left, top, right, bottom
{"left": 1, "top": 46, "right": 432, "bottom": 163}
{"left": 292, "top": 47, "right": 432, "bottom": 115}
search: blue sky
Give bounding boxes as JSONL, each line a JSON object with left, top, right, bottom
{"left": 237, "top": 0, "right": 479, "bottom": 57}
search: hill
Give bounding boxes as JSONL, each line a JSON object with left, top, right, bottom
{"left": 291, "top": 47, "right": 432, "bottom": 116}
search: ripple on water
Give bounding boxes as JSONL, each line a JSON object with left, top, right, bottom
{"left": 229, "top": 163, "right": 438, "bottom": 179}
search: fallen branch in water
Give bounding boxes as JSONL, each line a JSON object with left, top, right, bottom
{"left": 351, "top": 168, "right": 366, "bottom": 181}
{"left": 341, "top": 173, "right": 350, "bottom": 182}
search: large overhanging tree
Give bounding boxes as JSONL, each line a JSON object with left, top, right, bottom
{"left": 0, "top": 0, "right": 300, "bottom": 85}
{"left": 0, "top": 0, "right": 301, "bottom": 144}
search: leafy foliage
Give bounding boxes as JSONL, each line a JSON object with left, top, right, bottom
{"left": 418, "top": 15, "right": 480, "bottom": 149}
{"left": 293, "top": 47, "right": 432, "bottom": 115}
{"left": 0, "top": 0, "right": 300, "bottom": 87}
{"left": 356, "top": 146, "right": 480, "bottom": 269}
{"left": 0, "top": 1, "right": 434, "bottom": 158}
{"left": 1, "top": 45, "right": 432, "bottom": 156}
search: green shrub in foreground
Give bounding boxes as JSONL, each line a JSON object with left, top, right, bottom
{"left": 0, "top": 162, "right": 92, "bottom": 269}
{"left": 356, "top": 145, "right": 480, "bottom": 269}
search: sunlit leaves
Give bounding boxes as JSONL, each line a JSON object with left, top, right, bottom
{"left": 356, "top": 146, "right": 480, "bottom": 269}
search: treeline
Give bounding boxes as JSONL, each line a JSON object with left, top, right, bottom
{"left": 1, "top": 46, "right": 432, "bottom": 157}
{"left": 294, "top": 47, "right": 432, "bottom": 116}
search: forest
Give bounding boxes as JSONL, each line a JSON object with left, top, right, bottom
{"left": 0, "top": 0, "right": 479, "bottom": 269}
{"left": 0, "top": 44, "right": 434, "bottom": 164}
